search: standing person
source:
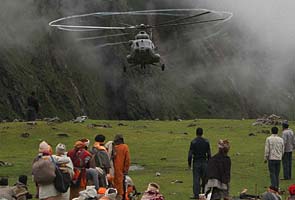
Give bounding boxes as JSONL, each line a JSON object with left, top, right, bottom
{"left": 27, "top": 92, "right": 39, "bottom": 121}
{"left": 113, "top": 134, "right": 130, "bottom": 200}
{"left": 264, "top": 127, "right": 284, "bottom": 189}
{"left": 89, "top": 134, "right": 111, "bottom": 188}
{"left": 205, "top": 139, "right": 231, "bottom": 200}
{"left": 32, "top": 141, "right": 61, "bottom": 200}
{"left": 67, "top": 141, "right": 92, "bottom": 200}
{"left": 281, "top": 120, "right": 294, "bottom": 180}
{"left": 55, "top": 143, "right": 74, "bottom": 200}
{"left": 105, "top": 140, "right": 115, "bottom": 185}
{"left": 188, "top": 127, "right": 211, "bottom": 199}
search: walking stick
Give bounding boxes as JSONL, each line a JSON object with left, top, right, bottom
{"left": 122, "top": 175, "right": 126, "bottom": 200}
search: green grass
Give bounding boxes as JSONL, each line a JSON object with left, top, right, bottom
{"left": 0, "top": 119, "right": 294, "bottom": 200}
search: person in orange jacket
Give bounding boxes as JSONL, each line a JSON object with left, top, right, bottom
{"left": 113, "top": 134, "right": 130, "bottom": 200}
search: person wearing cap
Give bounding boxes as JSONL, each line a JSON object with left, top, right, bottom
{"left": 140, "top": 183, "right": 165, "bottom": 200}
{"left": 33, "top": 141, "right": 64, "bottom": 200}
{"left": 264, "top": 127, "right": 284, "bottom": 189}
{"left": 205, "top": 139, "right": 231, "bottom": 200}
{"left": 55, "top": 143, "right": 74, "bottom": 200}
{"left": 67, "top": 140, "right": 92, "bottom": 199}
{"left": 281, "top": 120, "right": 294, "bottom": 180}
{"left": 261, "top": 186, "right": 281, "bottom": 200}
{"left": 287, "top": 184, "right": 295, "bottom": 200}
{"left": 188, "top": 127, "right": 211, "bottom": 199}
{"left": 113, "top": 134, "right": 130, "bottom": 200}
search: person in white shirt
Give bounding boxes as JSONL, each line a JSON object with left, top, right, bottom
{"left": 281, "top": 120, "right": 294, "bottom": 180}
{"left": 264, "top": 127, "right": 284, "bottom": 189}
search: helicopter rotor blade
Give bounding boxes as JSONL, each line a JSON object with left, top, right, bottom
{"left": 95, "top": 41, "right": 130, "bottom": 48}
{"left": 49, "top": 8, "right": 232, "bottom": 34}
{"left": 57, "top": 27, "right": 103, "bottom": 32}
{"left": 51, "top": 24, "right": 129, "bottom": 30}
{"left": 151, "top": 18, "right": 229, "bottom": 29}
{"left": 77, "top": 33, "right": 131, "bottom": 41}
{"left": 152, "top": 11, "right": 210, "bottom": 27}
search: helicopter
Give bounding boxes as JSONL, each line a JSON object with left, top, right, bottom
{"left": 49, "top": 9, "right": 233, "bottom": 72}
{"left": 126, "top": 28, "right": 163, "bottom": 72}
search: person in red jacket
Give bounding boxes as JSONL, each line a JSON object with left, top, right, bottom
{"left": 67, "top": 141, "right": 91, "bottom": 199}
{"left": 113, "top": 134, "right": 130, "bottom": 200}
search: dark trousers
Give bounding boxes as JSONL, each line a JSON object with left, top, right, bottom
{"left": 282, "top": 152, "right": 292, "bottom": 179}
{"left": 27, "top": 107, "right": 37, "bottom": 121}
{"left": 268, "top": 160, "right": 281, "bottom": 188}
{"left": 193, "top": 160, "right": 207, "bottom": 198}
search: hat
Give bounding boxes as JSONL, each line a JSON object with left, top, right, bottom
{"left": 282, "top": 120, "right": 289, "bottom": 126}
{"left": 39, "top": 141, "right": 50, "bottom": 153}
{"left": 18, "top": 175, "right": 27, "bottom": 185}
{"left": 269, "top": 186, "right": 279, "bottom": 193}
{"left": 289, "top": 184, "right": 295, "bottom": 195}
{"left": 218, "top": 139, "right": 230, "bottom": 150}
{"left": 80, "top": 138, "right": 90, "bottom": 147}
{"left": 147, "top": 182, "right": 160, "bottom": 192}
{"left": 105, "top": 188, "right": 117, "bottom": 200}
{"left": 74, "top": 141, "right": 85, "bottom": 149}
{"left": 95, "top": 134, "right": 106, "bottom": 143}
{"left": 56, "top": 143, "right": 66, "bottom": 155}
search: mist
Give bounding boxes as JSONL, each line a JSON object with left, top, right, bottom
{"left": 145, "top": 0, "right": 295, "bottom": 118}
{"left": 1, "top": 0, "right": 294, "bottom": 120}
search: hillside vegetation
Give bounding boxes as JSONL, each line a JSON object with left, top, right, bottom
{"left": 0, "top": 119, "right": 294, "bottom": 200}
{"left": 0, "top": 0, "right": 294, "bottom": 120}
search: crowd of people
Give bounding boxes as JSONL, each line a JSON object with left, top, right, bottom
{"left": 188, "top": 120, "right": 294, "bottom": 200}
{"left": 32, "top": 134, "right": 130, "bottom": 200}
{"left": 0, "top": 117, "right": 294, "bottom": 200}
{"left": 30, "top": 134, "right": 163, "bottom": 200}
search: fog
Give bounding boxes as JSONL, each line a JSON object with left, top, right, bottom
{"left": 1, "top": 0, "right": 294, "bottom": 119}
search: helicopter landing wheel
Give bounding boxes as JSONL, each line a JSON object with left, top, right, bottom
{"left": 161, "top": 64, "right": 165, "bottom": 71}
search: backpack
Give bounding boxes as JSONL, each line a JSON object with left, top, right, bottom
{"left": 32, "top": 157, "right": 56, "bottom": 185}
{"left": 90, "top": 148, "right": 111, "bottom": 170}
{"left": 69, "top": 149, "right": 90, "bottom": 168}
{"left": 51, "top": 156, "right": 72, "bottom": 193}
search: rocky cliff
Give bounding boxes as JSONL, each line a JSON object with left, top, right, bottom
{"left": 0, "top": 0, "right": 294, "bottom": 120}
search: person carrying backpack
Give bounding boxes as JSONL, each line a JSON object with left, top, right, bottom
{"left": 54, "top": 143, "right": 74, "bottom": 200}
{"left": 89, "top": 134, "right": 111, "bottom": 188}
{"left": 32, "top": 141, "right": 61, "bottom": 200}
{"left": 67, "top": 140, "right": 92, "bottom": 200}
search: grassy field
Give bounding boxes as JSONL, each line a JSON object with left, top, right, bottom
{"left": 0, "top": 119, "right": 294, "bottom": 200}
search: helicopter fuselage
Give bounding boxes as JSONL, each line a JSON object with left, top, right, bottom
{"left": 126, "top": 31, "right": 160, "bottom": 66}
